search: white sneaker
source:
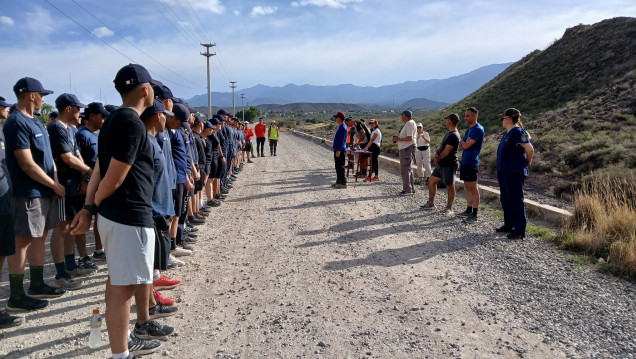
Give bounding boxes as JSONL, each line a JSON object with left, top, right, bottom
{"left": 170, "top": 247, "right": 192, "bottom": 257}
{"left": 168, "top": 255, "right": 185, "bottom": 267}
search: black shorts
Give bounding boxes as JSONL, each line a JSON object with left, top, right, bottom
{"left": 195, "top": 177, "right": 205, "bottom": 192}
{"left": 153, "top": 219, "right": 170, "bottom": 271}
{"left": 459, "top": 164, "right": 479, "bottom": 182}
{"left": 173, "top": 183, "right": 185, "bottom": 218}
{"left": 214, "top": 157, "right": 223, "bottom": 179}
{"left": 57, "top": 194, "right": 85, "bottom": 222}
{"left": 0, "top": 213, "right": 16, "bottom": 256}
{"left": 244, "top": 142, "right": 252, "bottom": 152}
{"left": 209, "top": 159, "right": 219, "bottom": 179}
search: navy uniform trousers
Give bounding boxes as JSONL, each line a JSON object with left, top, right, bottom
{"left": 497, "top": 171, "right": 527, "bottom": 236}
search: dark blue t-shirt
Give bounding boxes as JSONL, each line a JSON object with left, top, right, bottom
{"left": 497, "top": 126, "right": 531, "bottom": 176}
{"left": 3, "top": 110, "right": 55, "bottom": 198}
{"left": 461, "top": 123, "right": 485, "bottom": 166}
{"left": 76, "top": 126, "right": 99, "bottom": 170}
{"left": 333, "top": 123, "right": 348, "bottom": 152}
{"left": 169, "top": 128, "right": 187, "bottom": 184}
{"left": 148, "top": 134, "right": 175, "bottom": 218}
{"left": 156, "top": 130, "right": 176, "bottom": 189}
{"left": 0, "top": 125, "right": 12, "bottom": 216}
{"left": 47, "top": 120, "right": 82, "bottom": 196}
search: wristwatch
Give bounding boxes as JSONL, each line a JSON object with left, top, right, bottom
{"left": 82, "top": 204, "right": 98, "bottom": 215}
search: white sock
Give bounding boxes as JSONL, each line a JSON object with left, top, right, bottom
{"left": 127, "top": 329, "right": 132, "bottom": 341}
{"left": 153, "top": 270, "right": 160, "bottom": 281}
{"left": 112, "top": 350, "right": 129, "bottom": 359}
{"left": 95, "top": 249, "right": 104, "bottom": 254}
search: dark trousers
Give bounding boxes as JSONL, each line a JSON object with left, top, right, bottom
{"left": 369, "top": 143, "right": 380, "bottom": 176}
{"left": 270, "top": 139, "right": 278, "bottom": 155}
{"left": 334, "top": 152, "right": 346, "bottom": 185}
{"left": 257, "top": 137, "right": 265, "bottom": 154}
{"left": 497, "top": 171, "right": 527, "bottom": 236}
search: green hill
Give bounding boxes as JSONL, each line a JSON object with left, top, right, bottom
{"left": 418, "top": 17, "right": 636, "bottom": 184}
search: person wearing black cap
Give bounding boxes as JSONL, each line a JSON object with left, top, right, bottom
{"left": 47, "top": 111, "right": 58, "bottom": 124}
{"left": 217, "top": 110, "right": 232, "bottom": 192}
{"left": 69, "top": 64, "right": 161, "bottom": 357}
{"left": 393, "top": 110, "right": 417, "bottom": 195}
{"left": 191, "top": 115, "right": 209, "bottom": 219}
{"left": 331, "top": 112, "right": 348, "bottom": 189}
{"left": 0, "top": 95, "right": 26, "bottom": 327}
{"left": 496, "top": 108, "right": 534, "bottom": 239}
{"left": 3, "top": 77, "right": 67, "bottom": 312}
{"left": 207, "top": 115, "right": 226, "bottom": 203}
{"left": 76, "top": 102, "right": 109, "bottom": 261}
{"left": 47, "top": 93, "right": 95, "bottom": 291}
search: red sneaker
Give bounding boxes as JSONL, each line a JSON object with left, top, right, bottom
{"left": 153, "top": 274, "right": 181, "bottom": 291}
{"left": 153, "top": 289, "right": 174, "bottom": 306}
{"left": 363, "top": 176, "right": 372, "bottom": 182}
{"left": 372, "top": 176, "right": 380, "bottom": 181}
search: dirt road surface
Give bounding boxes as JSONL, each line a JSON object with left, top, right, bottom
{"left": 1, "top": 134, "right": 634, "bottom": 358}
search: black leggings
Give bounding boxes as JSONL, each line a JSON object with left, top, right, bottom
{"left": 256, "top": 137, "right": 265, "bottom": 154}
{"left": 369, "top": 143, "right": 380, "bottom": 176}
{"left": 270, "top": 139, "right": 278, "bottom": 154}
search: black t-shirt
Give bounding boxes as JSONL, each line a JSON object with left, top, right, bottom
{"left": 97, "top": 108, "right": 154, "bottom": 228}
{"left": 193, "top": 132, "right": 206, "bottom": 169}
{"left": 47, "top": 120, "right": 82, "bottom": 195}
{"left": 0, "top": 125, "right": 11, "bottom": 216}
{"left": 208, "top": 133, "right": 220, "bottom": 159}
{"left": 437, "top": 130, "right": 460, "bottom": 167}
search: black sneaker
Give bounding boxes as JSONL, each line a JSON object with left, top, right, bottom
{"left": 456, "top": 210, "right": 471, "bottom": 218}
{"left": 186, "top": 222, "right": 195, "bottom": 230}
{"left": 184, "top": 231, "right": 198, "bottom": 239}
{"left": 78, "top": 256, "right": 98, "bottom": 272}
{"left": 419, "top": 202, "right": 435, "bottom": 210}
{"left": 220, "top": 188, "right": 229, "bottom": 194}
{"left": 209, "top": 200, "right": 221, "bottom": 207}
{"left": 187, "top": 226, "right": 199, "bottom": 233}
{"left": 495, "top": 226, "right": 513, "bottom": 233}
{"left": 149, "top": 302, "right": 178, "bottom": 319}
{"left": 0, "top": 310, "right": 26, "bottom": 328}
{"left": 507, "top": 233, "right": 525, "bottom": 240}
{"left": 27, "top": 284, "right": 66, "bottom": 299}
{"left": 128, "top": 334, "right": 161, "bottom": 355}
{"left": 92, "top": 251, "right": 106, "bottom": 261}
{"left": 200, "top": 207, "right": 211, "bottom": 213}
{"left": 134, "top": 320, "right": 174, "bottom": 341}
{"left": 188, "top": 217, "right": 204, "bottom": 225}
{"left": 6, "top": 294, "right": 49, "bottom": 312}
{"left": 183, "top": 235, "right": 197, "bottom": 244}
{"left": 463, "top": 215, "right": 478, "bottom": 223}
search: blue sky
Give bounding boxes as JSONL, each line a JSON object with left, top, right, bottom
{"left": 1, "top": 0, "right": 635, "bottom": 106}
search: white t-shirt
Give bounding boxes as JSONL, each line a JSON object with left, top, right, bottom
{"left": 398, "top": 119, "right": 417, "bottom": 150}
{"left": 416, "top": 131, "right": 430, "bottom": 148}
{"left": 372, "top": 128, "right": 382, "bottom": 146}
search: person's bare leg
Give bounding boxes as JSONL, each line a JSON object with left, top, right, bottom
{"left": 0, "top": 256, "right": 5, "bottom": 281}
{"left": 7, "top": 237, "right": 30, "bottom": 276}
{"left": 464, "top": 181, "right": 479, "bottom": 209}
{"left": 148, "top": 284, "right": 157, "bottom": 307}
{"left": 205, "top": 179, "right": 213, "bottom": 201}
{"left": 75, "top": 234, "right": 88, "bottom": 258}
{"left": 169, "top": 217, "right": 178, "bottom": 240}
{"left": 94, "top": 216, "right": 104, "bottom": 251}
{"left": 447, "top": 184, "right": 456, "bottom": 207}
{"left": 50, "top": 226, "right": 65, "bottom": 264}
{"left": 62, "top": 222, "right": 76, "bottom": 260}
{"left": 105, "top": 279, "right": 136, "bottom": 354}
{"left": 134, "top": 283, "right": 152, "bottom": 324}
{"left": 427, "top": 176, "right": 440, "bottom": 203}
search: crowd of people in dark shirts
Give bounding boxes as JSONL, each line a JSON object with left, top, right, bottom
{"left": 0, "top": 64, "right": 280, "bottom": 358}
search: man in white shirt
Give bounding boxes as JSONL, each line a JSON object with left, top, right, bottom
{"left": 392, "top": 110, "right": 417, "bottom": 195}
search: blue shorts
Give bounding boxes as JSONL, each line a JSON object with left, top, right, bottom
{"left": 459, "top": 164, "right": 479, "bottom": 182}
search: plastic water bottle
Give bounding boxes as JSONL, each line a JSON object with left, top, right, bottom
{"left": 88, "top": 309, "right": 102, "bottom": 349}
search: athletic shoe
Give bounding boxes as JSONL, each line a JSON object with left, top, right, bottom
{"left": 78, "top": 256, "right": 98, "bottom": 272}
{"left": 372, "top": 176, "right": 380, "bottom": 181}
{"left": 92, "top": 251, "right": 106, "bottom": 261}
{"left": 187, "top": 226, "right": 199, "bottom": 233}
{"left": 331, "top": 183, "right": 337, "bottom": 187}
{"left": 196, "top": 211, "right": 209, "bottom": 217}
{"left": 54, "top": 274, "right": 83, "bottom": 290}
{"left": 363, "top": 177, "right": 372, "bottom": 182}
{"left": 199, "top": 206, "right": 211, "bottom": 213}
{"left": 507, "top": 233, "right": 525, "bottom": 240}
{"left": 186, "top": 222, "right": 195, "bottom": 229}
{"left": 419, "top": 202, "right": 435, "bottom": 210}
{"left": 153, "top": 289, "right": 175, "bottom": 307}
{"left": 134, "top": 319, "right": 174, "bottom": 341}
{"left": 183, "top": 236, "right": 197, "bottom": 245}
{"left": 463, "top": 215, "right": 478, "bottom": 223}
{"left": 248, "top": 159, "right": 254, "bottom": 163}
{"left": 127, "top": 334, "right": 161, "bottom": 355}
{"left": 27, "top": 284, "right": 66, "bottom": 299}
{"left": 335, "top": 183, "right": 347, "bottom": 189}
{"left": 149, "top": 302, "right": 178, "bottom": 319}
{"left": 444, "top": 206, "right": 454, "bottom": 215}
{"left": 188, "top": 217, "right": 205, "bottom": 225}
{"left": 167, "top": 255, "right": 184, "bottom": 267}
{"left": 209, "top": 200, "right": 221, "bottom": 207}
{"left": 0, "top": 310, "right": 25, "bottom": 328}
{"left": 170, "top": 247, "right": 192, "bottom": 257}
{"left": 220, "top": 188, "right": 230, "bottom": 194}
{"left": 153, "top": 274, "right": 181, "bottom": 290}
{"left": 399, "top": 191, "right": 414, "bottom": 196}
{"left": 456, "top": 210, "right": 472, "bottom": 218}
{"left": 180, "top": 242, "right": 195, "bottom": 251}
{"left": 5, "top": 294, "right": 48, "bottom": 312}
{"left": 68, "top": 266, "right": 94, "bottom": 277}
{"left": 184, "top": 230, "right": 198, "bottom": 238}
{"left": 495, "top": 226, "right": 513, "bottom": 233}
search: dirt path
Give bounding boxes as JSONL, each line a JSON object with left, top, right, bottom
{"left": 1, "top": 134, "right": 634, "bottom": 358}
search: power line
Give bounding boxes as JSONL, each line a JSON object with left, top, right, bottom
{"left": 71, "top": 0, "right": 204, "bottom": 89}
{"left": 43, "top": 0, "right": 205, "bottom": 90}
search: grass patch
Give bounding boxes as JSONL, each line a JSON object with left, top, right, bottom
{"left": 566, "top": 254, "right": 596, "bottom": 266}
{"left": 527, "top": 222, "right": 556, "bottom": 241}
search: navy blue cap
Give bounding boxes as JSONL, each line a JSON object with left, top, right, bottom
{"left": 153, "top": 85, "right": 173, "bottom": 100}
{"left": 209, "top": 117, "right": 222, "bottom": 125}
{"left": 172, "top": 103, "right": 189, "bottom": 123}
{"left": 212, "top": 114, "right": 225, "bottom": 122}
{"left": 204, "top": 121, "right": 214, "bottom": 129}
{"left": 13, "top": 77, "right": 53, "bottom": 96}
{"left": 0, "top": 96, "right": 12, "bottom": 108}
{"left": 173, "top": 97, "right": 184, "bottom": 104}
{"left": 193, "top": 117, "right": 203, "bottom": 126}
{"left": 185, "top": 104, "right": 196, "bottom": 114}
{"left": 49, "top": 111, "right": 58, "bottom": 119}
{"left": 104, "top": 104, "right": 118, "bottom": 112}
{"left": 55, "top": 93, "right": 87, "bottom": 109}
{"left": 142, "top": 99, "right": 174, "bottom": 119}
{"left": 113, "top": 63, "right": 158, "bottom": 94}
{"left": 217, "top": 109, "right": 230, "bottom": 116}
{"left": 84, "top": 102, "right": 110, "bottom": 117}
{"left": 181, "top": 122, "right": 192, "bottom": 131}
{"left": 9, "top": 104, "right": 16, "bottom": 113}
{"left": 34, "top": 111, "right": 41, "bottom": 117}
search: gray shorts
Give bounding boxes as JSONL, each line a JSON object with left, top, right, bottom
{"left": 97, "top": 215, "right": 155, "bottom": 286}
{"left": 431, "top": 164, "right": 458, "bottom": 185}
{"left": 12, "top": 197, "right": 60, "bottom": 238}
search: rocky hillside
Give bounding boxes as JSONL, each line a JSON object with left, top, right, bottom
{"left": 420, "top": 17, "right": 636, "bottom": 184}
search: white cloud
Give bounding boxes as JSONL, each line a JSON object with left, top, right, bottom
{"left": 0, "top": 15, "right": 14, "bottom": 25}
{"left": 234, "top": 10, "right": 241, "bottom": 16}
{"left": 157, "top": 0, "right": 224, "bottom": 14}
{"left": 251, "top": 6, "right": 278, "bottom": 17}
{"left": 291, "top": 0, "right": 363, "bottom": 9}
{"left": 91, "top": 26, "right": 115, "bottom": 38}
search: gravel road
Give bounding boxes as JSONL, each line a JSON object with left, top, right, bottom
{"left": 0, "top": 134, "right": 634, "bottom": 359}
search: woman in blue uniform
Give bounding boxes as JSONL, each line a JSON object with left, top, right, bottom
{"left": 496, "top": 108, "right": 534, "bottom": 239}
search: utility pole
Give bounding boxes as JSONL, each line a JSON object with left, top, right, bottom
{"left": 230, "top": 81, "right": 237, "bottom": 115}
{"left": 240, "top": 93, "right": 245, "bottom": 123}
{"left": 200, "top": 43, "right": 216, "bottom": 119}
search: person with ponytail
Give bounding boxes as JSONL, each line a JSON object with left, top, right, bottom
{"left": 495, "top": 108, "right": 534, "bottom": 239}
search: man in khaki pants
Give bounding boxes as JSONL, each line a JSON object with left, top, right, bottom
{"left": 392, "top": 110, "right": 417, "bottom": 196}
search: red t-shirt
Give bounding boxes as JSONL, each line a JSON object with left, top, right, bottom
{"left": 244, "top": 128, "right": 254, "bottom": 142}
{"left": 254, "top": 123, "right": 266, "bottom": 138}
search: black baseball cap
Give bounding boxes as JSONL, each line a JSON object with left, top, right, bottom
{"left": 113, "top": 63, "right": 158, "bottom": 94}
{"left": 104, "top": 104, "right": 118, "bottom": 112}
{"left": 84, "top": 102, "right": 110, "bottom": 117}
{"left": 0, "top": 96, "right": 12, "bottom": 108}
{"left": 49, "top": 111, "right": 58, "bottom": 119}
{"left": 213, "top": 114, "right": 225, "bottom": 122}
{"left": 209, "top": 117, "right": 222, "bottom": 125}
{"left": 217, "top": 109, "right": 230, "bottom": 116}
{"left": 13, "top": 77, "right": 53, "bottom": 96}
{"left": 153, "top": 85, "right": 174, "bottom": 100}
{"left": 204, "top": 121, "right": 214, "bottom": 129}
{"left": 55, "top": 93, "right": 87, "bottom": 109}
{"left": 172, "top": 103, "right": 189, "bottom": 123}
{"left": 141, "top": 99, "right": 174, "bottom": 119}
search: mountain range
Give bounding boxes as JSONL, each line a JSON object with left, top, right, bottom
{"left": 187, "top": 63, "right": 512, "bottom": 109}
